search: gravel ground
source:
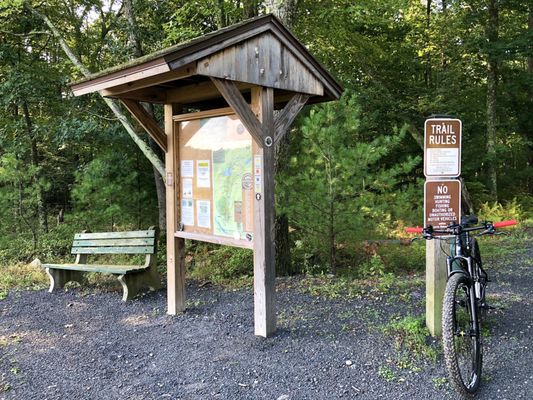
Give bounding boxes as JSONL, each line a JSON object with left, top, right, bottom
{"left": 0, "top": 245, "right": 531, "bottom": 400}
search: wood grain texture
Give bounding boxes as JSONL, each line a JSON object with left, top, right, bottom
{"left": 100, "top": 64, "right": 195, "bottom": 97}
{"left": 426, "top": 239, "right": 447, "bottom": 336}
{"left": 274, "top": 93, "right": 310, "bottom": 145}
{"left": 75, "top": 230, "right": 155, "bottom": 239}
{"left": 198, "top": 33, "right": 323, "bottom": 96}
{"left": 121, "top": 99, "right": 168, "bottom": 152}
{"left": 73, "top": 238, "right": 155, "bottom": 247}
{"left": 71, "top": 246, "right": 154, "bottom": 254}
{"left": 251, "top": 86, "right": 277, "bottom": 338}
{"left": 165, "top": 103, "right": 187, "bottom": 314}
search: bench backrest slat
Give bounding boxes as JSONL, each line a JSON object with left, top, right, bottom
{"left": 74, "top": 230, "right": 155, "bottom": 240}
{"left": 73, "top": 238, "right": 155, "bottom": 247}
{"left": 72, "top": 246, "right": 154, "bottom": 255}
{"left": 71, "top": 229, "right": 156, "bottom": 255}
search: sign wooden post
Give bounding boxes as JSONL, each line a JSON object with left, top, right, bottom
{"left": 424, "top": 117, "right": 462, "bottom": 336}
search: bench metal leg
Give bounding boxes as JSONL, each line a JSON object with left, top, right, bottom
{"left": 46, "top": 268, "right": 86, "bottom": 292}
{"left": 117, "top": 267, "right": 161, "bottom": 301}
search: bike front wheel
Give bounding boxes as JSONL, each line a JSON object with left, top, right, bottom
{"left": 442, "top": 273, "right": 482, "bottom": 397}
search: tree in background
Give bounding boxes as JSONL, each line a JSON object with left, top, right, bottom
{"left": 279, "top": 94, "right": 420, "bottom": 272}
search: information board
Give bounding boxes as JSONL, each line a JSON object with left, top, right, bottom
{"left": 424, "top": 118, "right": 461, "bottom": 177}
{"left": 176, "top": 110, "right": 255, "bottom": 246}
{"left": 424, "top": 180, "right": 461, "bottom": 232}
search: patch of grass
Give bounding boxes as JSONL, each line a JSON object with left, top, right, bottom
{"left": 0, "top": 263, "right": 48, "bottom": 299}
{"left": 432, "top": 376, "right": 447, "bottom": 390}
{"left": 0, "top": 334, "right": 22, "bottom": 347}
{"left": 378, "top": 365, "right": 398, "bottom": 382}
{"left": 0, "top": 380, "right": 11, "bottom": 393}
{"left": 299, "top": 275, "right": 364, "bottom": 299}
{"left": 382, "top": 314, "right": 439, "bottom": 363}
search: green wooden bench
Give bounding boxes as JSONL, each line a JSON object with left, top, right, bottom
{"left": 42, "top": 227, "right": 161, "bottom": 301}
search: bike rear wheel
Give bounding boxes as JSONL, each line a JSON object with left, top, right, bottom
{"left": 442, "top": 273, "right": 482, "bottom": 397}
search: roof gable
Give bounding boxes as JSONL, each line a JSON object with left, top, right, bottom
{"left": 71, "top": 14, "right": 342, "bottom": 103}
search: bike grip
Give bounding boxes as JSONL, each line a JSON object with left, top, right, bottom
{"left": 405, "top": 227, "right": 423, "bottom": 233}
{"left": 493, "top": 219, "right": 517, "bottom": 228}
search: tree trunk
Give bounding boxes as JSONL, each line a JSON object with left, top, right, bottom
{"left": 271, "top": 1, "right": 299, "bottom": 276}
{"left": 527, "top": 2, "right": 533, "bottom": 193}
{"left": 486, "top": 0, "right": 499, "bottom": 199}
{"left": 425, "top": 1, "right": 432, "bottom": 87}
{"left": 274, "top": 131, "right": 292, "bottom": 275}
{"left": 22, "top": 100, "right": 48, "bottom": 233}
{"left": 123, "top": 0, "right": 167, "bottom": 230}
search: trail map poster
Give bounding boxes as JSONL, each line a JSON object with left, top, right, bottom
{"left": 177, "top": 112, "right": 254, "bottom": 245}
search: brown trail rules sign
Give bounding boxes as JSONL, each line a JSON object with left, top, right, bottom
{"left": 424, "top": 180, "right": 461, "bottom": 232}
{"left": 424, "top": 118, "right": 461, "bottom": 177}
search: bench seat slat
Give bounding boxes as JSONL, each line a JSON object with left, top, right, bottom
{"left": 43, "top": 263, "right": 147, "bottom": 274}
{"left": 74, "top": 230, "right": 155, "bottom": 240}
{"left": 72, "top": 246, "right": 154, "bottom": 254}
{"left": 73, "top": 238, "right": 155, "bottom": 247}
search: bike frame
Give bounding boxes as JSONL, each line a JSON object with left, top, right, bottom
{"left": 446, "top": 230, "right": 481, "bottom": 337}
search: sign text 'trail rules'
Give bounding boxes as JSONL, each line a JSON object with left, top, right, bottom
{"left": 424, "top": 118, "right": 461, "bottom": 177}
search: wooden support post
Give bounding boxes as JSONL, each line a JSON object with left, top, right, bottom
{"left": 251, "top": 86, "right": 277, "bottom": 338}
{"left": 426, "top": 239, "right": 447, "bottom": 336}
{"left": 165, "top": 103, "right": 186, "bottom": 314}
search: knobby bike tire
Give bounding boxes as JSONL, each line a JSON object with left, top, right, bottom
{"left": 442, "top": 273, "right": 482, "bottom": 398}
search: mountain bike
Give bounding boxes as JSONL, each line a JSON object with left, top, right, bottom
{"left": 406, "top": 217, "right": 516, "bottom": 398}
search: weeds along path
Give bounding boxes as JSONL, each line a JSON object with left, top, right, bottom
{"left": 0, "top": 240, "right": 531, "bottom": 399}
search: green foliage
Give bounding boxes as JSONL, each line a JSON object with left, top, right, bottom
{"left": 0, "top": 263, "right": 48, "bottom": 300}
{"left": 280, "top": 93, "right": 420, "bottom": 272}
{"left": 477, "top": 198, "right": 524, "bottom": 224}
{"left": 71, "top": 147, "right": 157, "bottom": 231}
{"left": 383, "top": 314, "right": 439, "bottom": 362}
{"left": 188, "top": 244, "right": 253, "bottom": 284}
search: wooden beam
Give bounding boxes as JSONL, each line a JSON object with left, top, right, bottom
{"left": 274, "top": 93, "right": 309, "bottom": 145}
{"left": 251, "top": 86, "right": 277, "bottom": 338}
{"left": 106, "top": 87, "right": 167, "bottom": 103}
{"left": 121, "top": 99, "right": 168, "bottom": 152}
{"left": 165, "top": 103, "right": 186, "bottom": 315}
{"left": 167, "top": 80, "right": 251, "bottom": 105}
{"left": 72, "top": 57, "right": 170, "bottom": 96}
{"left": 100, "top": 64, "right": 196, "bottom": 97}
{"left": 210, "top": 78, "right": 263, "bottom": 146}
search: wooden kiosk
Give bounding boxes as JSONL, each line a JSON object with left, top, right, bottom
{"left": 71, "top": 15, "right": 342, "bottom": 337}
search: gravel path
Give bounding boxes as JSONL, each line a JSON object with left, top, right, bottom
{"left": 1, "top": 244, "right": 531, "bottom": 400}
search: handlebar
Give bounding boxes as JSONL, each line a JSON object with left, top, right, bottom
{"left": 493, "top": 219, "right": 517, "bottom": 228}
{"left": 405, "top": 219, "right": 517, "bottom": 238}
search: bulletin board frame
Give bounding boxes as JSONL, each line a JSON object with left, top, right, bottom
{"left": 173, "top": 107, "right": 257, "bottom": 249}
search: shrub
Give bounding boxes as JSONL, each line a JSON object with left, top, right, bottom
{"left": 188, "top": 244, "right": 253, "bottom": 284}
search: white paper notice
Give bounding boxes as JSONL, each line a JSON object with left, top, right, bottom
{"left": 197, "top": 160, "right": 210, "bottom": 188}
{"left": 197, "top": 200, "right": 211, "bottom": 228}
{"left": 181, "top": 160, "right": 194, "bottom": 178}
{"left": 181, "top": 199, "right": 194, "bottom": 226}
{"left": 182, "top": 178, "right": 193, "bottom": 198}
{"left": 426, "top": 148, "right": 460, "bottom": 176}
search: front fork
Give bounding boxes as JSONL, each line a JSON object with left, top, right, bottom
{"left": 446, "top": 255, "right": 481, "bottom": 337}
